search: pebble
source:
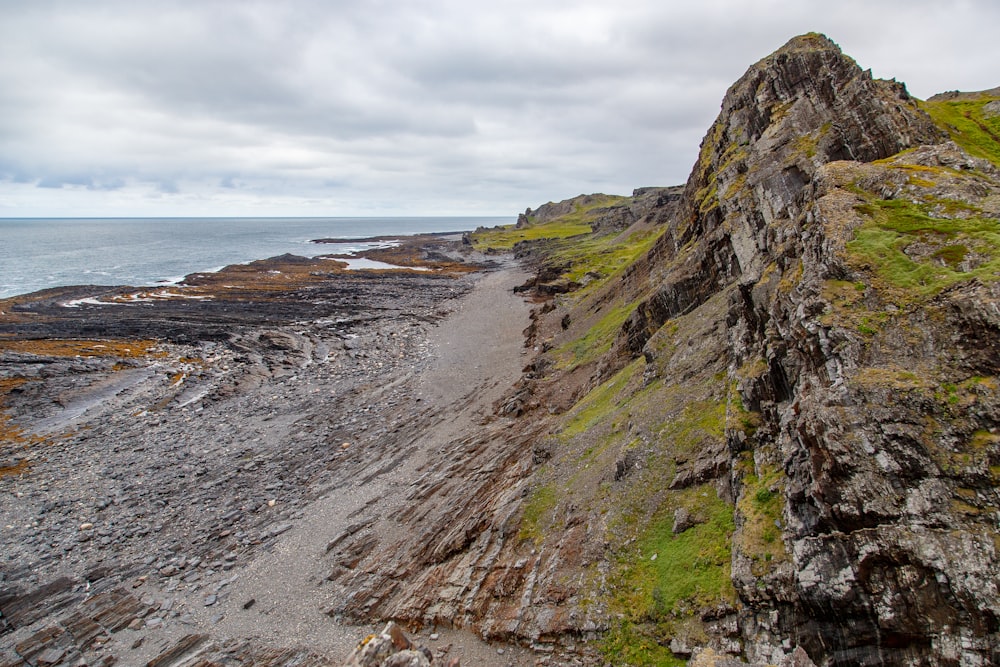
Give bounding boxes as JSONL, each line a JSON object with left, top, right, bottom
{"left": 0, "top": 263, "right": 483, "bottom": 665}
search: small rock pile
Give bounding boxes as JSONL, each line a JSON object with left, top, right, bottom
{"left": 342, "top": 622, "right": 458, "bottom": 667}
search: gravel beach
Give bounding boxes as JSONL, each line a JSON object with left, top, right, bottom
{"left": 0, "top": 237, "right": 538, "bottom": 666}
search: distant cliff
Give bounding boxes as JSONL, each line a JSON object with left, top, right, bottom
{"left": 330, "top": 33, "right": 1000, "bottom": 666}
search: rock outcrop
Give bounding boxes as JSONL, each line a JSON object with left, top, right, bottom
{"left": 440, "top": 32, "right": 1000, "bottom": 666}
{"left": 341, "top": 622, "right": 453, "bottom": 667}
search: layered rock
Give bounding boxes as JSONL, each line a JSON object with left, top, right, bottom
{"left": 423, "top": 32, "right": 1000, "bottom": 666}
{"left": 618, "top": 32, "right": 945, "bottom": 363}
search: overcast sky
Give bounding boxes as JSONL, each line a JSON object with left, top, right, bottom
{"left": 1, "top": 1, "right": 997, "bottom": 218}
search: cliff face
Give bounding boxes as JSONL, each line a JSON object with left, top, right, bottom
{"left": 667, "top": 34, "right": 1000, "bottom": 665}
{"left": 326, "top": 34, "right": 1000, "bottom": 666}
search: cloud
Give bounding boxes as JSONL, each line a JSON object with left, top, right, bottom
{"left": 0, "top": 0, "right": 998, "bottom": 216}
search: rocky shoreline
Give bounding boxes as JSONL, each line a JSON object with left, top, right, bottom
{"left": 0, "top": 235, "right": 541, "bottom": 666}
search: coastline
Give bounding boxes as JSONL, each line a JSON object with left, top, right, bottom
{"left": 0, "top": 234, "right": 537, "bottom": 665}
{"left": 0, "top": 217, "right": 511, "bottom": 301}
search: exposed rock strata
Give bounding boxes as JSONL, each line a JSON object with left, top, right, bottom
{"left": 361, "top": 33, "right": 999, "bottom": 667}
{"left": 484, "top": 34, "right": 999, "bottom": 666}
{"left": 0, "top": 242, "right": 538, "bottom": 666}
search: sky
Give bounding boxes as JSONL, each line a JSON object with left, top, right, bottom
{"left": 1, "top": 1, "right": 998, "bottom": 218}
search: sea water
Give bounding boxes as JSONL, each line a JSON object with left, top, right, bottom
{"left": 0, "top": 216, "right": 510, "bottom": 299}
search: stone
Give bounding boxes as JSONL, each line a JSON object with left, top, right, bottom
{"left": 672, "top": 507, "right": 698, "bottom": 534}
{"left": 341, "top": 622, "right": 434, "bottom": 667}
{"left": 779, "top": 647, "right": 818, "bottom": 667}
{"left": 380, "top": 650, "right": 431, "bottom": 667}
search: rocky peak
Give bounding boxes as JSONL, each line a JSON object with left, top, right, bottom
{"left": 685, "top": 32, "right": 943, "bottom": 234}
{"left": 599, "top": 33, "right": 1000, "bottom": 665}
{"left": 617, "top": 33, "right": 946, "bottom": 362}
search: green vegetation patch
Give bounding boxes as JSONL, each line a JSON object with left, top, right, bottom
{"left": 552, "top": 227, "right": 665, "bottom": 292}
{"left": 538, "top": 224, "right": 666, "bottom": 370}
{"left": 602, "top": 486, "right": 736, "bottom": 666}
{"left": 655, "top": 398, "right": 727, "bottom": 456}
{"left": 921, "top": 96, "right": 1000, "bottom": 167}
{"left": 634, "top": 489, "right": 735, "bottom": 612}
{"left": 846, "top": 198, "right": 1000, "bottom": 299}
{"left": 518, "top": 483, "right": 558, "bottom": 545}
{"left": 469, "top": 218, "right": 592, "bottom": 251}
{"left": 555, "top": 298, "right": 640, "bottom": 369}
{"left": 737, "top": 464, "right": 786, "bottom": 572}
{"left": 602, "top": 620, "right": 686, "bottom": 667}
{"left": 469, "top": 195, "right": 627, "bottom": 251}
{"left": 561, "top": 358, "right": 644, "bottom": 438}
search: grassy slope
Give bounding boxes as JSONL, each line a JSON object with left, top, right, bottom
{"left": 469, "top": 195, "right": 628, "bottom": 251}
{"left": 473, "top": 204, "right": 738, "bottom": 665}
{"left": 921, "top": 94, "right": 1000, "bottom": 167}
{"left": 841, "top": 94, "right": 1000, "bottom": 315}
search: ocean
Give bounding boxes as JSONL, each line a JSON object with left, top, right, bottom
{"left": 0, "top": 216, "right": 510, "bottom": 299}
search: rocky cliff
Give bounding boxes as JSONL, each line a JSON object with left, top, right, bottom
{"left": 4, "top": 32, "right": 989, "bottom": 667}
{"left": 327, "top": 33, "right": 1000, "bottom": 666}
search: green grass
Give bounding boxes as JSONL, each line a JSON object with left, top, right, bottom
{"left": 519, "top": 483, "right": 558, "bottom": 545}
{"left": 847, "top": 198, "right": 1000, "bottom": 299}
{"left": 634, "top": 492, "right": 735, "bottom": 612}
{"left": 552, "top": 227, "right": 664, "bottom": 290}
{"left": 602, "top": 486, "right": 736, "bottom": 665}
{"left": 469, "top": 218, "right": 593, "bottom": 251}
{"left": 921, "top": 96, "right": 1000, "bottom": 167}
{"left": 736, "top": 465, "right": 786, "bottom": 571}
{"left": 469, "top": 195, "right": 628, "bottom": 251}
{"left": 473, "top": 192, "right": 671, "bottom": 373}
{"left": 555, "top": 299, "right": 640, "bottom": 369}
{"left": 602, "top": 621, "right": 685, "bottom": 667}
{"left": 655, "top": 399, "right": 727, "bottom": 455}
{"left": 561, "top": 359, "right": 644, "bottom": 437}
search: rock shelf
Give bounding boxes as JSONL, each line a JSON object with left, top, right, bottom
{"left": 0, "top": 236, "right": 537, "bottom": 666}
